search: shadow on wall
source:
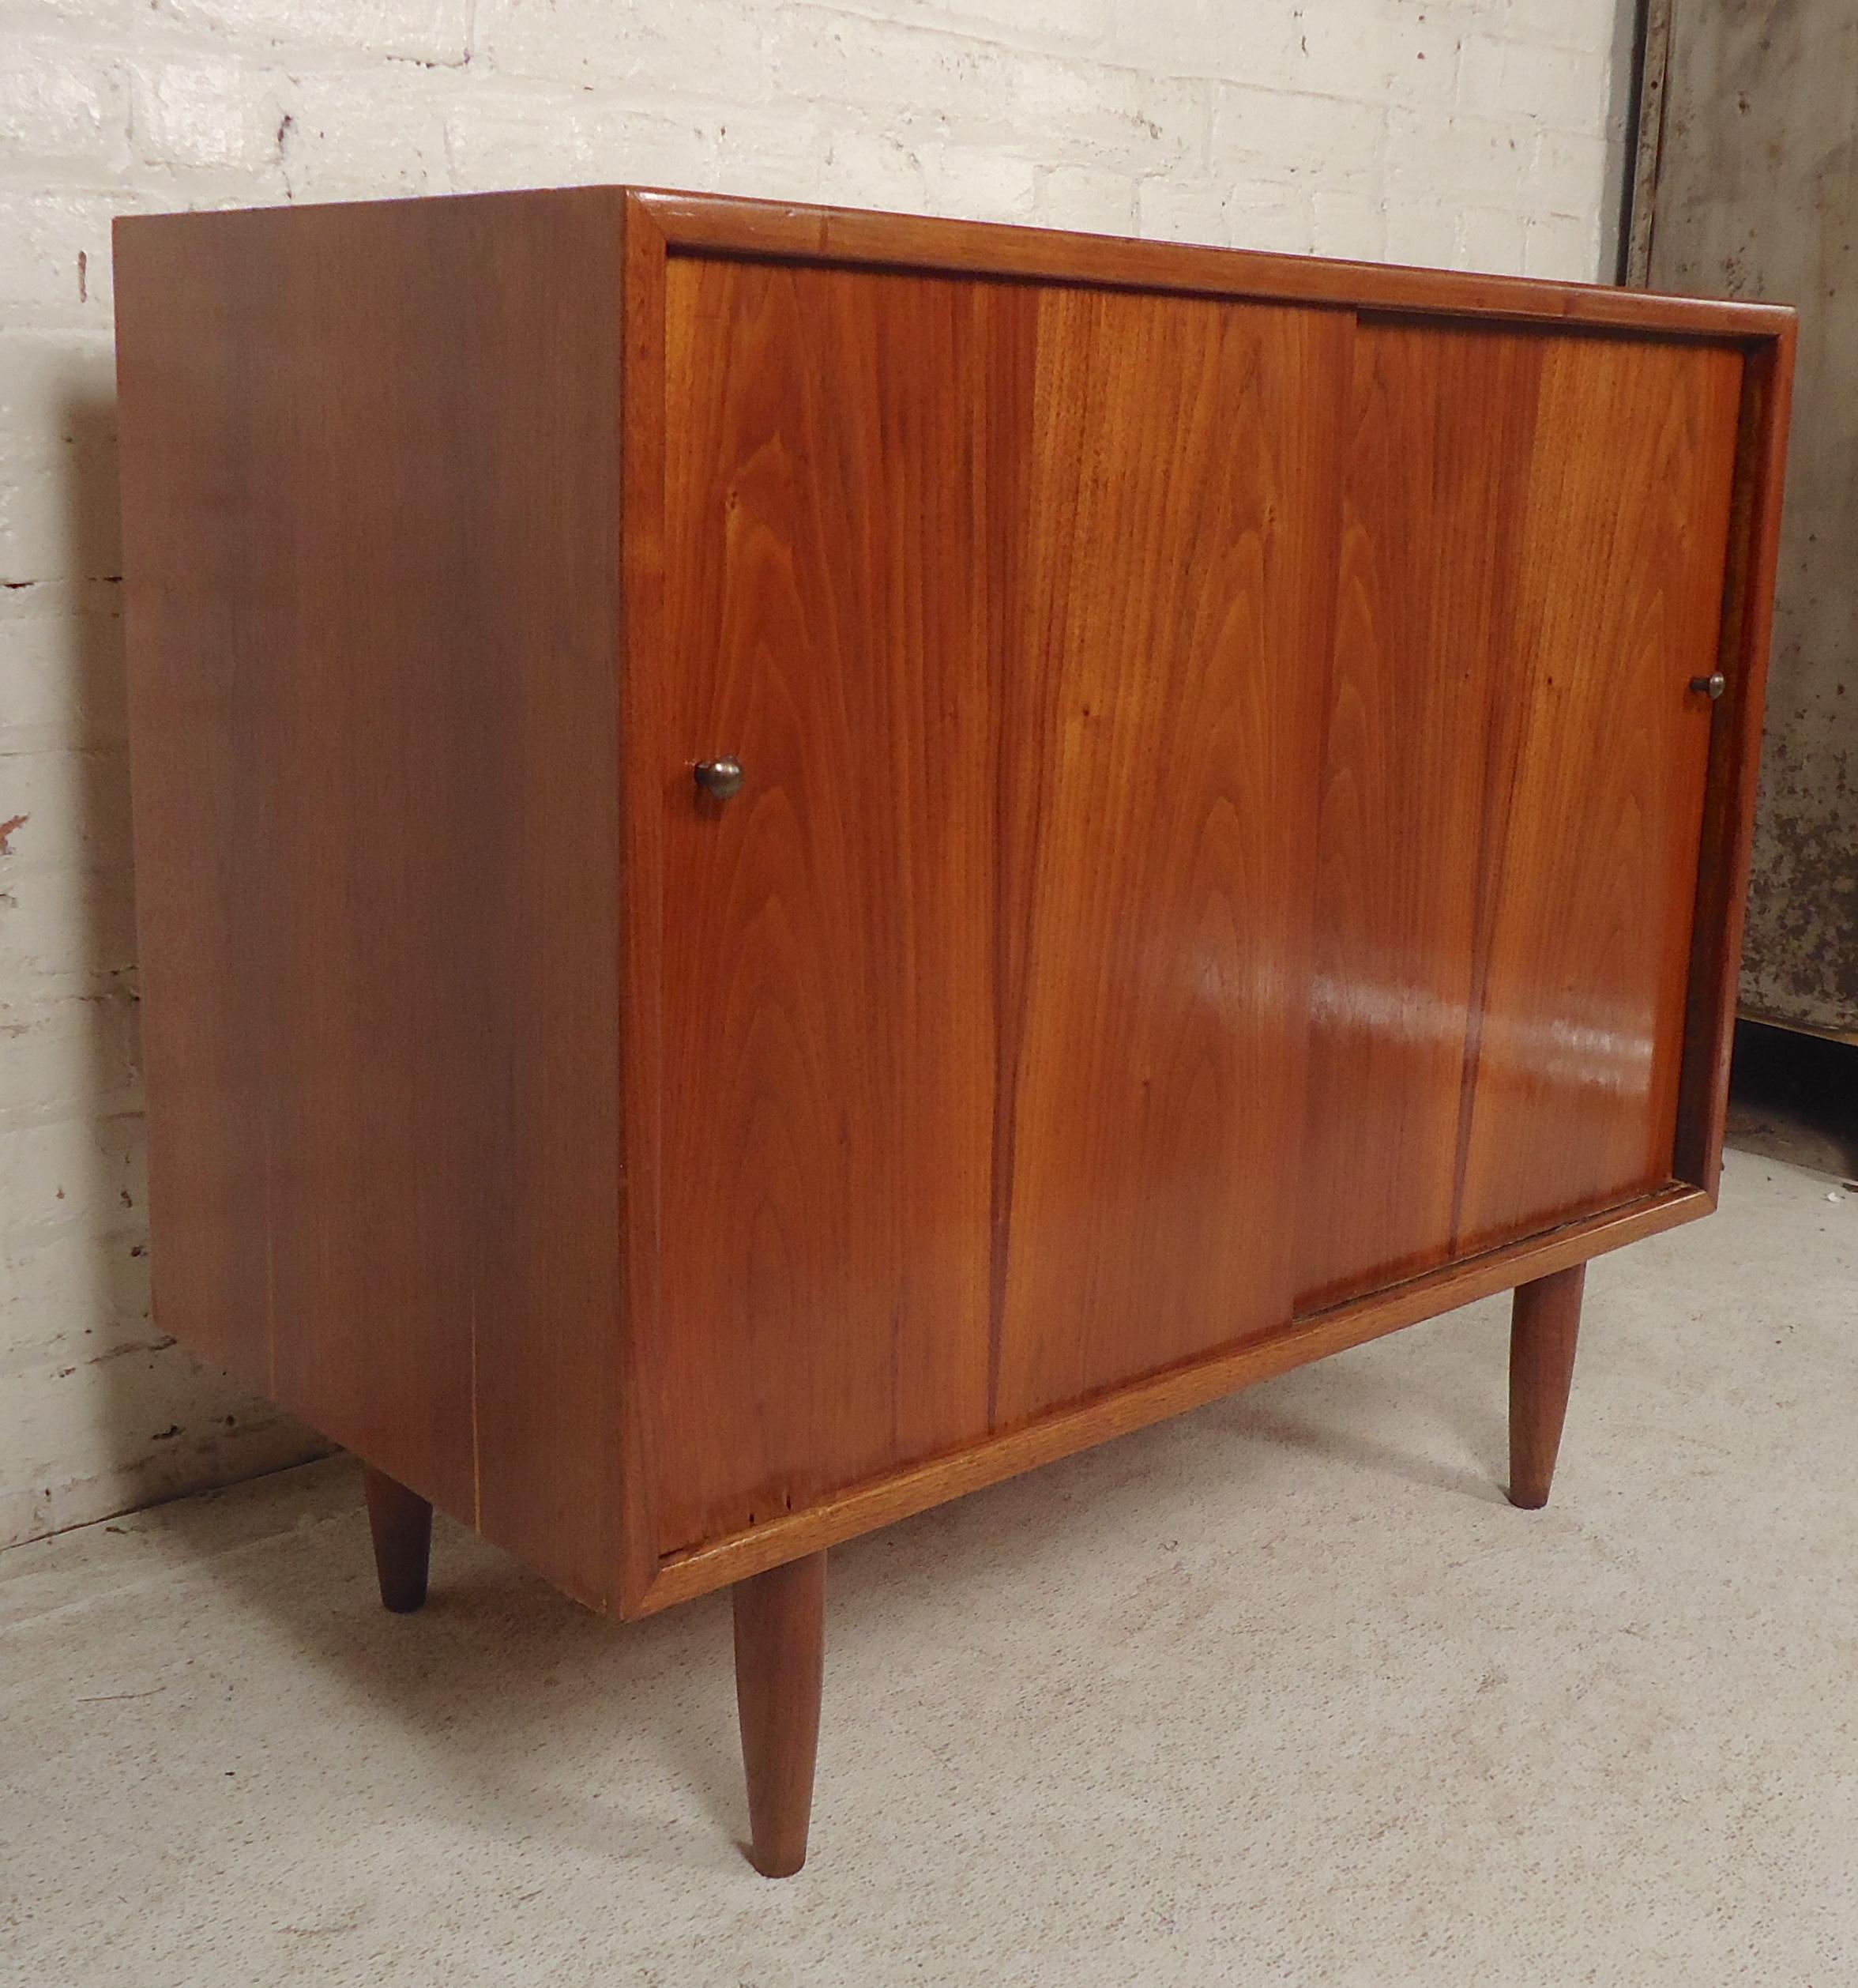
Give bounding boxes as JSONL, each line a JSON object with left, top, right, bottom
{"left": 5, "top": 389, "right": 329, "bottom": 1549}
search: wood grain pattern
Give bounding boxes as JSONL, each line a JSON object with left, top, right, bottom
{"left": 1507, "top": 1263, "right": 1585, "bottom": 1509}
{"left": 648, "top": 254, "right": 1025, "bottom": 1553}
{"left": 1299, "top": 324, "right": 1548, "bottom": 1308}
{"left": 1301, "top": 323, "right": 1746, "bottom": 1301}
{"left": 1454, "top": 333, "right": 1744, "bottom": 1250}
{"left": 733, "top": 1551, "right": 827, "bottom": 1878}
{"left": 990, "top": 288, "right": 1349, "bottom": 1425}
{"left": 115, "top": 190, "right": 627, "bottom": 1608}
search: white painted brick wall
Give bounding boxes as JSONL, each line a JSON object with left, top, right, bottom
{"left": 0, "top": 0, "right": 1626, "bottom": 1548}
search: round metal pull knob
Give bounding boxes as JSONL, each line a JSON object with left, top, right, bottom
{"left": 694, "top": 757, "right": 745, "bottom": 800}
{"left": 1690, "top": 673, "right": 1727, "bottom": 701}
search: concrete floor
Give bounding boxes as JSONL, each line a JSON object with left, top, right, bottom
{"left": 3, "top": 1146, "right": 1855, "bottom": 1988}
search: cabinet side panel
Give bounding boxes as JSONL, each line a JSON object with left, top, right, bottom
{"left": 1298, "top": 323, "right": 1549, "bottom": 1310}
{"left": 647, "top": 255, "right": 1018, "bottom": 1554}
{"left": 1454, "top": 337, "right": 1743, "bottom": 1249}
{"left": 115, "top": 192, "right": 624, "bottom": 1607}
{"left": 993, "top": 289, "right": 1349, "bottom": 1425}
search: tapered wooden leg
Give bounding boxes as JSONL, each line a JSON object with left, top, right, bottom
{"left": 732, "top": 1551, "right": 826, "bottom": 1878}
{"left": 1508, "top": 1263, "right": 1585, "bottom": 1510}
{"left": 363, "top": 1464, "right": 433, "bottom": 1613}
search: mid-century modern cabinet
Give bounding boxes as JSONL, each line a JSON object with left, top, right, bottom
{"left": 114, "top": 189, "right": 1793, "bottom": 1877}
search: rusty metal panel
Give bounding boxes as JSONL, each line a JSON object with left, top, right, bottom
{"left": 1642, "top": 2, "right": 1857, "bottom": 1036}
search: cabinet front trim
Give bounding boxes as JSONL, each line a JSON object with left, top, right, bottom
{"left": 632, "top": 188, "right": 1792, "bottom": 343}
{"left": 613, "top": 188, "right": 1794, "bottom": 1617}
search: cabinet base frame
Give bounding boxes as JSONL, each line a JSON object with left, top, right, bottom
{"left": 633, "top": 1181, "right": 1706, "bottom": 1617}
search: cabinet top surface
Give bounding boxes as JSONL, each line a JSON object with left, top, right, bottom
{"left": 114, "top": 184, "right": 1795, "bottom": 346}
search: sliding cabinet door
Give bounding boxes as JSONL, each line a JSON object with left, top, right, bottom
{"left": 993, "top": 288, "right": 1351, "bottom": 1425}
{"left": 1299, "top": 322, "right": 1743, "bottom": 1308}
{"left": 1451, "top": 333, "right": 1743, "bottom": 1252}
{"left": 648, "top": 258, "right": 1021, "bottom": 1553}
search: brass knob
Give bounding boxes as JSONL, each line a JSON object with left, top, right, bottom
{"left": 694, "top": 757, "right": 744, "bottom": 800}
{"left": 1690, "top": 673, "right": 1727, "bottom": 701}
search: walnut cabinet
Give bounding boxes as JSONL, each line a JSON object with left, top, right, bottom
{"left": 115, "top": 189, "right": 1793, "bottom": 1877}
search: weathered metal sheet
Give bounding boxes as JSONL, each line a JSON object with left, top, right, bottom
{"left": 1642, "top": 1, "right": 1858, "bottom": 1035}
